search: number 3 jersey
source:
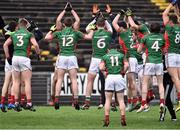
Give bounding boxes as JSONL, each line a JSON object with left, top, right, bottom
{"left": 92, "top": 29, "right": 112, "bottom": 59}
{"left": 141, "top": 33, "right": 165, "bottom": 63}
{"left": 102, "top": 49, "right": 125, "bottom": 74}
{"left": 164, "top": 24, "right": 180, "bottom": 54}
{"left": 53, "top": 27, "right": 83, "bottom": 56}
{"left": 11, "top": 27, "right": 33, "bottom": 57}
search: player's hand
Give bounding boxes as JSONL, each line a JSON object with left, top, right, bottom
{"left": 64, "top": 2, "right": 72, "bottom": 11}
{"left": 171, "top": 0, "right": 177, "bottom": 6}
{"left": 106, "top": 4, "right": 112, "bottom": 14}
{"left": 30, "top": 21, "right": 37, "bottom": 29}
{"left": 7, "top": 57, "right": 12, "bottom": 65}
{"left": 125, "top": 8, "right": 132, "bottom": 16}
{"left": 50, "top": 25, "right": 57, "bottom": 32}
{"left": 120, "top": 70, "right": 125, "bottom": 78}
{"left": 119, "top": 9, "right": 125, "bottom": 15}
{"left": 92, "top": 4, "right": 100, "bottom": 15}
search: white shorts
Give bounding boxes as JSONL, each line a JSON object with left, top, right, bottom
{"left": 143, "top": 63, "right": 163, "bottom": 76}
{"left": 4, "top": 59, "right": 12, "bottom": 72}
{"left": 137, "top": 64, "right": 144, "bottom": 76}
{"left": 165, "top": 53, "right": 180, "bottom": 68}
{"left": 56, "top": 55, "right": 78, "bottom": 70}
{"left": 105, "top": 75, "right": 126, "bottom": 92}
{"left": 88, "top": 57, "right": 101, "bottom": 74}
{"left": 12, "top": 56, "right": 32, "bottom": 72}
{"left": 128, "top": 57, "right": 138, "bottom": 73}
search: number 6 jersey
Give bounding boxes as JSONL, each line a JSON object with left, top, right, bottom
{"left": 11, "top": 27, "right": 33, "bottom": 57}
{"left": 92, "top": 29, "right": 112, "bottom": 59}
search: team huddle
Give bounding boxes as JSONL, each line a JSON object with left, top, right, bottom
{"left": 0, "top": 0, "right": 180, "bottom": 127}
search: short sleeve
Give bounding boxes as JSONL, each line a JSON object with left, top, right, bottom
{"left": 165, "top": 24, "right": 172, "bottom": 32}
{"left": 53, "top": 31, "right": 58, "bottom": 38}
{"left": 76, "top": 31, "right": 84, "bottom": 40}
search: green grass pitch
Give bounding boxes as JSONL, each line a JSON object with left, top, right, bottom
{"left": 0, "top": 106, "right": 180, "bottom": 129}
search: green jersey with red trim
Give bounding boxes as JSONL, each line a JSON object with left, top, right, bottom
{"left": 92, "top": 29, "right": 112, "bottom": 59}
{"left": 137, "top": 24, "right": 150, "bottom": 43}
{"left": 141, "top": 33, "right": 165, "bottom": 63}
{"left": 102, "top": 49, "right": 125, "bottom": 74}
{"left": 11, "top": 27, "right": 33, "bottom": 57}
{"left": 164, "top": 24, "right": 180, "bottom": 54}
{"left": 53, "top": 27, "right": 83, "bottom": 56}
{"left": 119, "top": 29, "right": 138, "bottom": 58}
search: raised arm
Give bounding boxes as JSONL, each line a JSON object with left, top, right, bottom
{"left": 71, "top": 9, "right": 80, "bottom": 31}
{"left": 105, "top": 20, "right": 113, "bottom": 33}
{"left": 45, "top": 25, "right": 56, "bottom": 41}
{"left": 162, "top": 3, "right": 174, "bottom": 25}
{"left": 83, "top": 30, "right": 94, "bottom": 40}
{"left": 30, "top": 37, "right": 40, "bottom": 55}
{"left": 112, "top": 14, "right": 121, "bottom": 32}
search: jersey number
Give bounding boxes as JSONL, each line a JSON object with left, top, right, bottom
{"left": 97, "top": 38, "right": 106, "bottom": 48}
{"left": 62, "top": 37, "right": 73, "bottom": 46}
{"left": 151, "top": 41, "right": 160, "bottom": 52}
{"left": 175, "top": 33, "right": 180, "bottom": 44}
{"left": 110, "top": 56, "right": 119, "bottom": 66}
{"left": 17, "top": 35, "right": 24, "bottom": 47}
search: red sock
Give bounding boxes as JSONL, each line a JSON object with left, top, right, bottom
{"left": 141, "top": 100, "right": 147, "bottom": 106}
{"left": 1, "top": 96, "right": 5, "bottom": 104}
{"left": 138, "top": 96, "right": 142, "bottom": 102}
{"left": 21, "top": 94, "right": 26, "bottom": 104}
{"left": 121, "top": 115, "right": 125, "bottom": 120}
{"left": 160, "top": 99, "right": 164, "bottom": 105}
{"left": 178, "top": 92, "right": 180, "bottom": 101}
{"left": 51, "top": 95, "right": 55, "bottom": 102}
{"left": 132, "top": 97, "right": 137, "bottom": 105}
{"left": 27, "top": 99, "right": 32, "bottom": 103}
{"left": 127, "top": 98, "right": 132, "bottom": 104}
{"left": 105, "top": 115, "right": 109, "bottom": 122}
{"left": 8, "top": 94, "right": 11, "bottom": 104}
{"left": 10, "top": 95, "right": 15, "bottom": 104}
{"left": 147, "top": 89, "right": 153, "bottom": 98}
{"left": 54, "top": 96, "right": 59, "bottom": 103}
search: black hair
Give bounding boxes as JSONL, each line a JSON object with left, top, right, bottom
{"left": 169, "top": 15, "right": 178, "bottom": 24}
{"left": 119, "top": 21, "right": 127, "bottom": 29}
{"left": 150, "top": 22, "right": 160, "bottom": 33}
{"left": 108, "top": 43, "right": 120, "bottom": 49}
{"left": 8, "top": 21, "right": 17, "bottom": 32}
{"left": 63, "top": 17, "right": 73, "bottom": 27}
{"left": 96, "top": 17, "right": 105, "bottom": 27}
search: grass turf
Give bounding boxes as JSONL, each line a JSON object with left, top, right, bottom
{"left": 0, "top": 105, "right": 180, "bottom": 129}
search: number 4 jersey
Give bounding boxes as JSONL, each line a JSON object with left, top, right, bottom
{"left": 92, "top": 29, "right": 112, "bottom": 59}
{"left": 141, "top": 33, "right": 165, "bottom": 63}
{"left": 11, "top": 27, "right": 33, "bottom": 57}
{"left": 102, "top": 49, "right": 125, "bottom": 74}
{"left": 53, "top": 27, "right": 83, "bottom": 56}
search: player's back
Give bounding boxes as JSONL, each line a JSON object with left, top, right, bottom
{"left": 92, "top": 29, "right": 112, "bottom": 59}
{"left": 143, "top": 33, "right": 165, "bottom": 63}
{"left": 119, "top": 29, "right": 137, "bottom": 58}
{"left": 11, "top": 27, "right": 32, "bottom": 57}
{"left": 103, "top": 49, "right": 124, "bottom": 75}
{"left": 54, "top": 27, "right": 83, "bottom": 56}
{"left": 165, "top": 24, "right": 180, "bottom": 54}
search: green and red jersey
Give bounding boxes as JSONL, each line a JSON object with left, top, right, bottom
{"left": 11, "top": 27, "right": 33, "bottom": 57}
{"left": 119, "top": 29, "right": 138, "bottom": 58}
{"left": 92, "top": 29, "right": 112, "bottom": 59}
{"left": 164, "top": 24, "right": 180, "bottom": 54}
{"left": 53, "top": 27, "right": 83, "bottom": 56}
{"left": 102, "top": 49, "right": 125, "bottom": 74}
{"left": 141, "top": 33, "right": 165, "bottom": 63}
